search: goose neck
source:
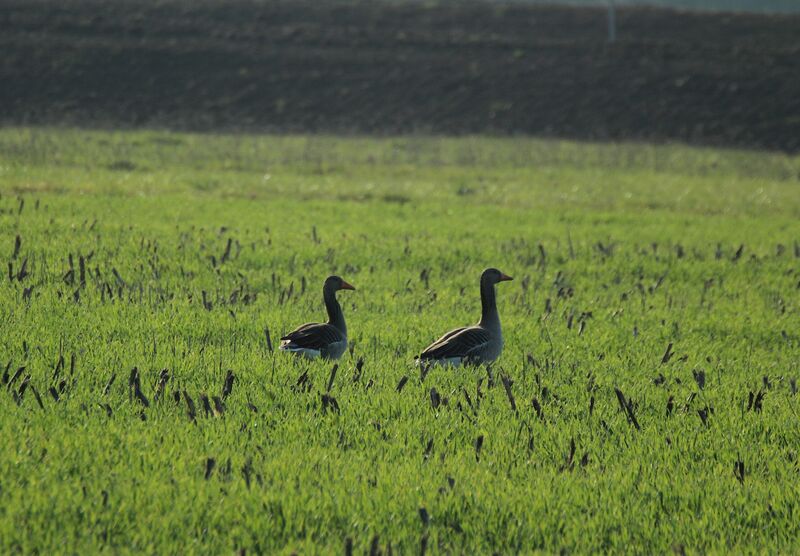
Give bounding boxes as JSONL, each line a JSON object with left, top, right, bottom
{"left": 324, "top": 287, "right": 347, "bottom": 335}
{"left": 479, "top": 280, "right": 500, "bottom": 330}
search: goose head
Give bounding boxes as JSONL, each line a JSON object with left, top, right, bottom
{"left": 481, "top": 268, "right": 513, "bottom": 286}
{"left": 324, "top": 275, "right": 356, "bottom": 292}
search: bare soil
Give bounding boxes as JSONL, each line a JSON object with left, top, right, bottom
{"left": 1, "top": 0, "right": 799, "bottom": 151}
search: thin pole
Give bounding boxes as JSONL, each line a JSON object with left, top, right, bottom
{"left": 608, "top": 0, "right": 617, "bottom": 43}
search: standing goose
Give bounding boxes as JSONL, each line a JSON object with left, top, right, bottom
{"left": 279, "top": 275, "right": 355, "bottom": 360}
{"left": 417, "top": 268, "right": 513, "bottom": 367}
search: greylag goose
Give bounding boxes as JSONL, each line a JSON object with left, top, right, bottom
{"left": 279, "top": 276, "right": 355, "bottom": 360}
{"left": 417, "top": 268, "right": 512, "bottom": 367}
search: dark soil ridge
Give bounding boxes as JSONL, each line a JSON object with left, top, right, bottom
{"left": 2, "top": 0, "right": 799, "bottom": 151}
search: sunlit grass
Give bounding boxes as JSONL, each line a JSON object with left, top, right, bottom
{"left": 0, "top": 128, "right": 798, "bottom": 553}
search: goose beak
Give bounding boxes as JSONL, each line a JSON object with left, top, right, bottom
{"left": 340, "top": 280, "right": 356, "bottom": 291}
{"left": 498, "top": 273, "right": 513, "bottom": 282}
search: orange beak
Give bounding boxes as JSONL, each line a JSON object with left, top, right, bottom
{"left": 340, "top": 280, "right": 356, "bottom": 291}
{"left": 499, "top": 273, "right": 513, "bottom": 282}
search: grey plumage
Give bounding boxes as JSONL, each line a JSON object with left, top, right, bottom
{"left": 280, "top": 275, "right": 355, "bottom": 360}
{"left": 418, "top": 268, "right": 512, "bottom": 367}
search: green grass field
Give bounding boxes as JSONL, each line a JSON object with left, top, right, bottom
{"left": 1, "top": 128, "right": 799, "bottom": 554}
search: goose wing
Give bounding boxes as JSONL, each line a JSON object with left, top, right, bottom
{"left": 419, "top": 326, "right": 491, "bottom": 361}
{"left": 280, "top": 322, "right": 345, "bottom": 350}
